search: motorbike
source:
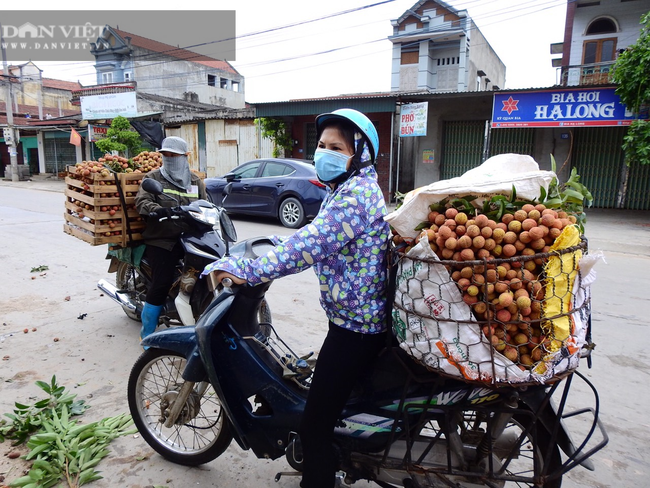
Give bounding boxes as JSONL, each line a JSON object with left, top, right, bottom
{"left": 97, "top": 178, "right": 270, "bottom": 327}
{"left": 127, "top": 217, "right": 608, "bottom": 487}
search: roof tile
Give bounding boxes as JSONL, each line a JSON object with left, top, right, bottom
{"left": 113, "top": 28, "right": 238, "bottom": 75}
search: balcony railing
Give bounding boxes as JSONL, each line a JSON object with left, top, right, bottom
{"left": 557, "top": 62, "right": 614, "bottom": 87}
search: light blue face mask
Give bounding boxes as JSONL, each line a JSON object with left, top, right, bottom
{"left": 314, "top": 148, "right": 351, "bottom": 183}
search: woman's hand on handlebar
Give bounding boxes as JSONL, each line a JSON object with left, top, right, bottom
{"left": 211, "top": 271, "right": 247, "bottom": 287}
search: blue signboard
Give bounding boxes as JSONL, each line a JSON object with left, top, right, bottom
{"left": 491, "top": 87, "right": 641, "bottom": 128}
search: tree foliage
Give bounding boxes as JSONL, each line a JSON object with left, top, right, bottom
{"left": 256, "top": 117, "right": 293, "bottom": 158}
{"left": 95, "top": 116, "right": 143, "bottom": 157}
{"left": 611, "top": 11, "right": 650, "bottom": 165}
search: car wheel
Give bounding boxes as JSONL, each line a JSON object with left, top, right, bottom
{"left": 279, "top": 197, "right": 306, "bottom": 228}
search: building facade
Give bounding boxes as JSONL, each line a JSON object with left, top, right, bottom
{"left": 557, "top": 0, "right": 648, "bottom": 86}
{"left": 0, "top": 62, "right": 82, "bottom": 177}
{"left": 90, "top": 26, "right": 245, "bottom": 109}
{"left": 389, "top": 0, "right": 505, "bottom": 93}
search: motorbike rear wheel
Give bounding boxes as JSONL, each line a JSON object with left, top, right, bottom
{"left": 128, "top": 349, "right": 233, "bottom": 466}
{"left": 116, "top": 261, "right": 145, "bottom": 321}
{"left": 496, "top": 414, "right": 562, "bottom": 488}
{"left": 414, "top": 412, "right": 562, "bottom": 487}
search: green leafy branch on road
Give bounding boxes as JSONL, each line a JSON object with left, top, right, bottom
{"left": 0, "top": 376, "right": 88, "bottom": 445}
{"left": 1, "top": 376, "right": 136, "bottom": 488}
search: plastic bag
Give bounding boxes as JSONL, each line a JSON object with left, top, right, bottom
{"left": 392, "top": 235, "right": 529, "bottom": 383}
{"left": 391, "top": 234, "right": 600, "bottom": 385}
{"left": 386, "top": 154, "right": 556, "bottom": 240}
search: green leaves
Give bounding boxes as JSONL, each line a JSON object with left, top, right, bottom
{"left": 2, "top": 377, "right": 134, "bottom": 488}
{"left": 94, "top": 116, "right": 144, "bottom": 158}
{"left": 481, "top": 189, "right": 529, "bottom": 222}
{"left": 255, "top": 117, "right": 293, "bottom": 158}
{"left": 538, "top": 155, "right": 592, "bottom": 232}
{"left": 622, "top": 119, "right": 650, "bottom": 166}
{"left": 611, "top": 12, "right": 650, "bottom": 165}
{"left": 1, "top": 375, "right": 90, "bottom": 445}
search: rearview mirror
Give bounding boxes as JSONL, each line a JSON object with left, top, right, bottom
{"left": 141, "top": 178, "right": 164, "bottom": 195}
{"left": 219, "top": 211, "right": 237, "bottom": 255}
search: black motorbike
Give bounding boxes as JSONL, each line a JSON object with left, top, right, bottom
{"left": 126, "top": 217, "right": 608, "bottom": 487}
{"left": 98, "top": 179, "right": 270, "bottom": 327}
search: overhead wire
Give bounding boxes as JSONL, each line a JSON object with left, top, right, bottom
{"left": 22, "top": 0, "right": 570, "bottom": 92}
{"left": 88, "top": 0, "right": 567, "bottom": 89}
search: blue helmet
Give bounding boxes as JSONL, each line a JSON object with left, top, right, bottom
{"left": 315, "top": 108, "right": 379, "bottom": 162}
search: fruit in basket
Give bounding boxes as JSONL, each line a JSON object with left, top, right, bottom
{"left": 395, "top": 197, "right": 584, "bottom": 372}
{"left": 132, "top": 151, "right": 163, "bottom": 173}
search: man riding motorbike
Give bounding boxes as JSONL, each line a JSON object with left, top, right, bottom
{"left": 135, "top": 136, "right": 207, "bottom": 345}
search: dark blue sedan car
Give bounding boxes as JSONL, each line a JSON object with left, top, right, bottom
{"left": 205, "top": 158, "right": 327, "bottom": 228}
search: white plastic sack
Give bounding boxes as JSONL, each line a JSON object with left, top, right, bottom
{"left": 391, "top": 236, "right": 601, "bottom": 385}
{"left": 386, "top": 154, "right": 556, "bottom": 240}
{"left": 391, "top": 235, "right": 529, "bottom": 383}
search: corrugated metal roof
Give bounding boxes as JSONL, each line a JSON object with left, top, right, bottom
{"left": 254, "top": 91, "right": 411, "bottom": 116}
{"left": 166, "top": 107, "right": 255, "bottom": 124}
{"left": 253, "top": 89, "right": 495, "bottom": 116}
{"left": 252, "top": 85, "right": 593, "bottom": 118}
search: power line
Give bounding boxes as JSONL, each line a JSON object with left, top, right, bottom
{"left": 26, "top": 0, "right": 570, "bottom": 93}
{"left": 84, "top": 0, "right": 566, "bottom": 87}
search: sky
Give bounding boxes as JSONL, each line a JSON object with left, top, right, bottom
{"left": 6, "top": 0, "right": 569, "bottom": 103}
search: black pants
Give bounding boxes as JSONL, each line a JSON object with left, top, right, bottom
{"left": 299, "top": 322, "right": 386, "bottom": 488}
{"left": 144, "top": 243, "right": 183, "bottom": 306}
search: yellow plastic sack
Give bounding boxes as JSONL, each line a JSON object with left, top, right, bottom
{"left": 541, "top": 225, "right": 582, "bottom": 350}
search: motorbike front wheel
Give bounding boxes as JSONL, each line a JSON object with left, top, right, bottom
{"left": 127, "top": 349, "right": 233, "bottom": 466}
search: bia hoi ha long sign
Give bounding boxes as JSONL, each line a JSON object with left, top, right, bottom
{"left": 491, "top": 87, "right": 640, "bottom": 128}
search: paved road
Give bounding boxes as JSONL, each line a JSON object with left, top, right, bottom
{"left": 0, "top": 176, "right": 649, "bottom": 487}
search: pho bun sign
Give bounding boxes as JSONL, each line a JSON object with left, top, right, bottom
{"left": 491, "top": 87, "right": 640, "bottom": 128}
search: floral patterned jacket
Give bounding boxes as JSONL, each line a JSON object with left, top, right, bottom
{"left": 202, "top": 166, "right": 390, "bottom": 334}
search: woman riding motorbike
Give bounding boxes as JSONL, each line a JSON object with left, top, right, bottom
{"left": 203, "top": 108, "right": 390, "bottom": 488}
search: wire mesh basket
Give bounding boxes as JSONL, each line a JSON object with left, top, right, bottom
{"left": 391, "top": 234, "right": 592, "bottom": 386}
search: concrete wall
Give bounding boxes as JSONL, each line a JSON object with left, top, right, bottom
{"left": 467, "top": 23, "right": 506, "bottom": 90}
{"left": 568, "top": 0, "right": 647, "bottom": 66}
{"left": 12, "top": 82, "right": 77, "bottom": 113}
{"left": 395, "top": 94, "right": 575, "bottom": 193}
{"left": 390, "top": 15, "right": 505, "bottom": 93}
{"left": 132, "top": 47, "right": 245, "bottom": 109}
{"left": 397, "top": 94, "right": 492, "bottom": 191}
{"left": 7, "top": 63, "right": 77, "bottom": 112}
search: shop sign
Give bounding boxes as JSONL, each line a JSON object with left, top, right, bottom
{"left": 491, "top": 87, "right": 643, "bottom": 128}
{"left": 88, "top": 124, "right": 109, "bottom": 142}
{"left": 400, "top": 102, "right": 428, "bottom": 137}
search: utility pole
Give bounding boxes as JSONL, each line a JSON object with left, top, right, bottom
{"left": 0, "top": 23, "right": 19, "bottom": 182}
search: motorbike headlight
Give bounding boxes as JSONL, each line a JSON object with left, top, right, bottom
{"left": 190, "top": 207, "right": 219, "bottom": 226}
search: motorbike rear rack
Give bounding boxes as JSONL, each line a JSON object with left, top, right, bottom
{"left": 362, "top": 350, "right": 609, "bottom": 487}
{"left": 246, "top": 322, "right": 314, "bottom": 390}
